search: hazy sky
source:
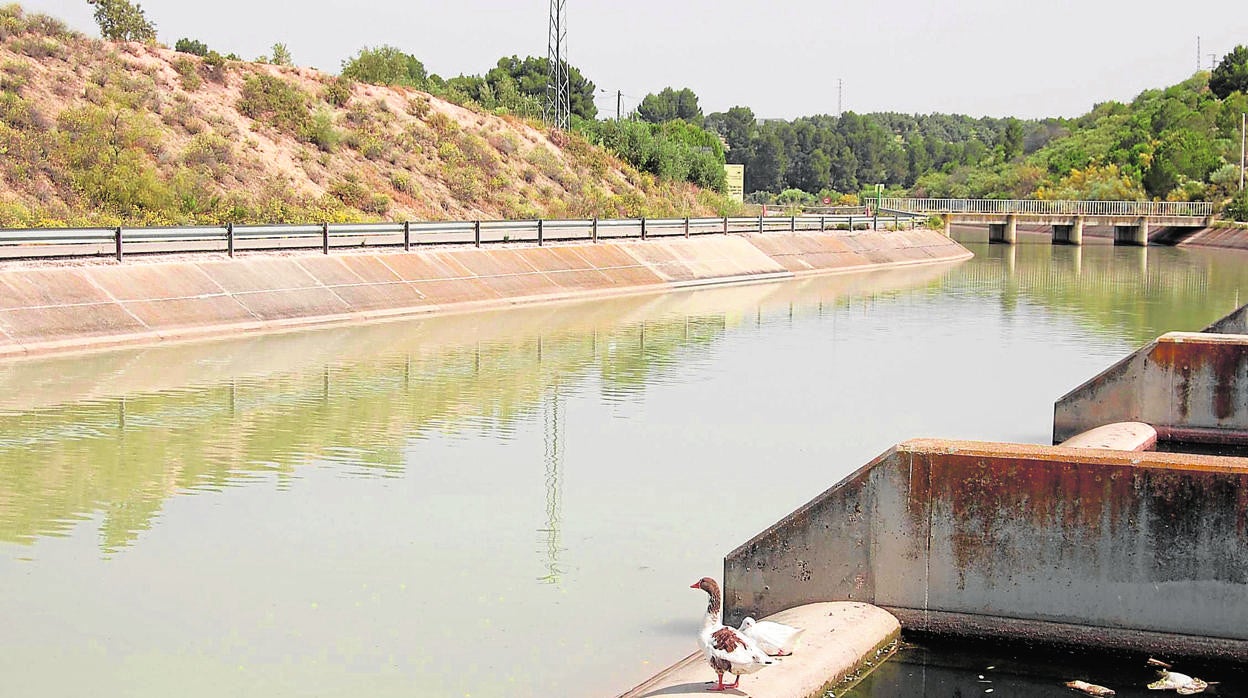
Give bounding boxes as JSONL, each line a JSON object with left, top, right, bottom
{"left": 21, "top": 0, "right": 1248, "bottom": 120}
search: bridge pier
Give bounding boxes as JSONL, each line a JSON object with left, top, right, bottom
{"left": 1113, "top": 220, "right": 1149, "bottom": 246}
{"left": 942, "top": 214, "right": 952, "bottom": 237}
{"left": 988, "top": 215, "right": 1018, "bottom": 244}
{"left": 1052, "top": 216, "right": 1084, "bottom": 246}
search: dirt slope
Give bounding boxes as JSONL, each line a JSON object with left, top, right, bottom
{"left": 0, "top": 6, "right": 734, "bottom": 227}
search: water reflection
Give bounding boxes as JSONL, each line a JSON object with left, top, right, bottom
{"left": 0, "top": 265, "right": 953, "bottom": 554}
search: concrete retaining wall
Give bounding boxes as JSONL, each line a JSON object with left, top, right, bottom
{"left": 724, "top": 439, "right": 1248, "bottom": 660}
{"left": 0, "top": 229, "right": 969, "bottom": 357}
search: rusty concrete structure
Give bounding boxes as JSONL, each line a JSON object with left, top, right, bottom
{"left": 724, "top": 439, "right": 1248, "bottom": 661}
{"left": 0, "top": 229, "right": 969, "bottom": 358}
{"left": 1054, "top": 305, "right": 1248, "bottom": 445}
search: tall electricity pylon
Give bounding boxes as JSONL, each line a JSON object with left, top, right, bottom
{"left": 545, "top": 0, "right": 570, "bottom": 130}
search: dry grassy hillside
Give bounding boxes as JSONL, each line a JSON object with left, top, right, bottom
{"left": 0, "top": 5, "right": 737, "bottom": 228}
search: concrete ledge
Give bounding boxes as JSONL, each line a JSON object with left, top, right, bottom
{"left": 618, "top": 602, "right": 899, "bottom": 698}
{"left": 1059, "top": 421, "right": 1157, "bottom": 451}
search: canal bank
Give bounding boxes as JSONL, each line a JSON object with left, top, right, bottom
{"left": 0, "top": 228, "right": 968, "bottom": 358}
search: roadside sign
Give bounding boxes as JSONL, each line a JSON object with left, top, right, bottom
{"left": 725, "top": 164, "right": 745, "bottom": 203}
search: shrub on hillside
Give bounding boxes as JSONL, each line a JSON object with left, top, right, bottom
{"left": 172, "top": 56, "right": 201, "bottom": 90}
{"left": 322, "top": 76, "right": 353, "bottom": 107}
{"left": 0, "top": 59, "right": 31, "bottom": 92}
{"left": 10, "top": 35, "right": 63, "bottom": 59}
{"left": 237, "top": 73, "right": 311, "bottom": 135}
{"left": 301, "top": 109, "right": 340, "bottom": 152}
{"left": 201, "top": 51, "right": 229, "bottom": 83}
{"left": 174, "top": 37, "right": 208, "bottom": 56}
{"left": 341, "top": 45, "right": 426, "bottom": 87}
{"left": 181, "top": 132, "right": 235, "bottom": 174}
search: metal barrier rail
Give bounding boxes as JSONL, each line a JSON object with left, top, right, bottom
{"left": 879, "top": 198, "right": 1214, "bottom": 218}
{"left": 0, "top": 213, "right": 928, "bottom": 261}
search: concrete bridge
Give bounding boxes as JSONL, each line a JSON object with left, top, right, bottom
{"left": 880, "top": 198, "right": 1214, "bottom": 245}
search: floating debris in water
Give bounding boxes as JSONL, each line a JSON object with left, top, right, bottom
{"left": 1145, "top": 657, "right": 1211, "bottom": 694}
{"left": 1064, "top": 679, "right": 1116, "bottom": 696}
{"left": 1147, "top": 670, "right": 1209, "bottom": 695}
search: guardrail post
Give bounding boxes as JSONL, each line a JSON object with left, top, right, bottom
{"left": 226, "top": 222, "right": 234, "bottom": 257}
{"left": 537, "top": 219, "right": 544, "bottom": 247}
{"left": 474, "top": 220, "right": 481, "bottom": 247}
{"left": 790, "top": 216, "right": 796, "bottom": 233}
{"left": 115, "top": 226, "right": 123, "bottom": 261}
{"left": 723, "top": 216, "right": 729, "bottom": 235}
{"left": 685, "top": 216, "right": 690, "bottom": 238}
{"left": 758, "top": 214, "right": 764, "bottom": 233}
{"left": 403, "top": 221, "right": 411, "bottom": 251}
{"left": 322, "top": 222, "right": 329, "bottom": 254}
{"left": 592, "top": 217, "right": 598, "bottom": 243}
{"left": 848, "top": 215, "right": 854, "bottom": 231}
{"left": 893, "top": 214, "right": 899, "bottom": 229}
{"left": 820, "top": 216, "right": 826, "bottom": 231}
{"left": 641, "top": 217, "right": 647, "bottom": 240}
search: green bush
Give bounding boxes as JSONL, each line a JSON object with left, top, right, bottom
{"left": 10, "top": 35, "right": 63, "bottom": 59}
{"left": 322, "top": 76, "right": 353, "bottom": 107}
{"left": 1227, "top": 189, "right": 1248, "bottom": 222}
{"left": 341, "top": 45, "right": 426, "bottom": 87}
{"left": 174, "top": 38, "right": 208, "bottom": 56}
{"left": 0, "top": 59, "right": 32, "bottom": 92}
{"left": 201, "top": 51, "right": 229, "bottom": 83}
{"left": 181, "top": 132, "right": 234, "bottom": 174}
{"left": 172, "top": 56, "right": 201, "bottom": 90}
{"left": 270, "top": 43, "right": 293, "bottom": 67}
{"left": 299, "top": 109, "right": 340, "bottom": 152}
{"left": 237, "top": 73, "right": 311, "bottom": 135}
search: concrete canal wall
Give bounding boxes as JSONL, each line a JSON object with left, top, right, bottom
{"left": 724, "top": 439, "right": 1248, "bottom": 661}
{"left": 0, "top": 229, "right": 968, "bottom": 358}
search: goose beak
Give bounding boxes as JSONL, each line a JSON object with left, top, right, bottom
{"left": 689, "top": 582, "right": 701, "bottom": 589}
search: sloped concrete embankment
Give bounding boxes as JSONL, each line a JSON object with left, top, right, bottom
{"left": 0, "top": 229, "right": 969, "bottom": 357}
{"left": 724, "top": 439, "right": 1248, "bottom": 661}
{"left": 1152, "top": 225, "right": 1248, "bottom": 249}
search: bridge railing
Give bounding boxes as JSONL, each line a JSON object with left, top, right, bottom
{"left": 879, "top": 198, "right": 1213, "bottom": 218}
{"left": 0, "top": 213, "right": 927, "bottom": 261}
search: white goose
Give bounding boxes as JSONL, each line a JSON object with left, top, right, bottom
{"left": 739, "top": 616, "right": 805, "bottom": 656}
{"left": 690, "top": 577, "right": 774, "bottom": 692}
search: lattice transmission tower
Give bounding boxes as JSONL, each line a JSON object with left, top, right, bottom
{"left": 545, "top": 0, "right": 570, "bottom": 130}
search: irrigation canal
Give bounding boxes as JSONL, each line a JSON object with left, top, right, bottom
{"left": 1, "top": 239, "right": 1246, "bottom": 697}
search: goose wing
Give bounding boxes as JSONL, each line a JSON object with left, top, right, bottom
{"left": 709, "top": 626, "right": 769, "bottom": 665}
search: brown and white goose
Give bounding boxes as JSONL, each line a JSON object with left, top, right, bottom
{"left": 690, "top": 577, "right": 774, "bottom": 692}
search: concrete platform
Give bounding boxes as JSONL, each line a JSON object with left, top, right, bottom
{"left": 1058, "top": 421, "right": 1157, "bottom": 451}
{"left": 618, "top": 602, "right": 899, "bottom": 698}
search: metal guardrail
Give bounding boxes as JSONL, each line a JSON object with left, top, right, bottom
{"left": 0, "top": 213, "right": 927, "bottom": 261}
{"left": 880, "top": 198, "right": 1214, "bottom": 218}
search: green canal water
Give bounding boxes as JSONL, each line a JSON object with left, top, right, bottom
{"left": 1, "top": 241, "right": 1245, "bottom": 697}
